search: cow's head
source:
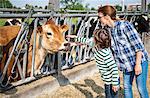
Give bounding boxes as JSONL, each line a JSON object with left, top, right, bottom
{"left": 37, "top": 18, "right": 69, "bottom": 53}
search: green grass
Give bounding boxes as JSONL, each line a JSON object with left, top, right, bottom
{"left": 72, "top": 18, "right": 78, "bottom": 24}
{"left": 0, "top": 19, "right": 6, "bottom": 26}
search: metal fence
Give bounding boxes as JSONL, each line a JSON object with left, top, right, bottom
{"left": 0, "top": 8, "right": 149, "bottom": 90}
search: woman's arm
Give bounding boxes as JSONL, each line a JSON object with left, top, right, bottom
{"left": 123, "top": 21, "right": 143, "bottom": 75}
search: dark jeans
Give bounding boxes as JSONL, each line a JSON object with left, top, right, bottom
{"left": 105, "top": 84, "right": 118, "bottom": 98}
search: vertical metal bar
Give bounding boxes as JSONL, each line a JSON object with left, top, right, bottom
{"left": 55, "top": 17, "right": 59, "bottom": 25}
{"left": 15, "top": 26, "right": 28, "bottom": 50}
{"left": 31, "top": 18, "right": 39, "bottom": 77}
{"left": 68, "top": 46, "right": 75, "bottom": 64}
{"left": 64, "top": 17, "right": 67, "bottom": 24}
{"left": 79, "top": 21, "right": 87, "bottom": 62}
{"left": 121, "top": 0, "right": 125, "bottom": 12}
{"left": 68, "top": 17, "right": 72, "bottom": 35}
{"left": 17, "top": 59, "right": 24, "bottom": 79}
{"left": 77, "top": 19, "right": 84, "bottom": 36}
{"left": 83, "top": 19, "right": 90, "bottom": 61}
{"left": 76, "top": 19, "right": 85, "bottom": 63}
{"left": 63, "top": 17, "right": 68, "bottom": 38}
{"left": 52, "top": 54, "right": 55, "bottom": 67}
{"left": 64, "top": 17, "right": 71, "bottom": 67}
{"left": 142, "top": 32, "right": 146, "bottom": 44}
{"left": 67, "top": 17, "right": 72, "bottom": 65}
{"left": 23, "top": 42, "right": 28, "bottom": 78}
{"left": 94, "top": 19, "right": 99, "bottom": 30}
{"left": 141, "top": 0, "right": 147, "bottom": 13}
{"left": 79, "top": 46, "right": 83, "bottom": 62}
{"left": 57, "top": 52, "right": 62, "bottom": 76}
{"left": 22, "top": 28, "right": 29, "bottom": 78}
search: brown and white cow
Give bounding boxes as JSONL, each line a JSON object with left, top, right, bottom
{"left": 0, "top": 18, "right": 69, "bottom": 79}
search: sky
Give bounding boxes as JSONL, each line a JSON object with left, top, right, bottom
{"left": 10, "top": 0, "right": 150, "bottom": 8}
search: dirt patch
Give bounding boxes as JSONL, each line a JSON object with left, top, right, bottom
{"left": 37, "top": 67, "right": 150, "bottom": 98}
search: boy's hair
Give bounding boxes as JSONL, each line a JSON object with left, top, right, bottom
{"left": 94, "top": 28, "right": 111, "bottom": 49}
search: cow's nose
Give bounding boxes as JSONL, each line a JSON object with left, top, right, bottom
{"left": 58, "top": 42, "right": 71, "bottom": 51}
{"left": 63, "top": 42, "right": 71, "bottom": 51}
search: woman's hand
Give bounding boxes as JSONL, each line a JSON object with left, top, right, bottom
{"left": 66, "top": 35, "right": 77, "bottom": 39}
{"left": 135, "top": 51, "right": 142, "bottom": 75}
{"left": 134, "top": 64, "right": 142, "bottom": 75}
{"left": 112, "top": 85, "right": 119, "bottom": 92}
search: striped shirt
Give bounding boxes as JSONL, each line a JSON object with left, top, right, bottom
{"left": 111, "top": 20, "right": 148, "bottom": 72}
{"left": 76, "top": 37, "right": 119, "bottom": 85}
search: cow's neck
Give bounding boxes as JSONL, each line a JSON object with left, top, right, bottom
{"left": 35, "top": 47, "right": 47, "bottom": 69}
{"left": 27, "top": 34, "right": 47, "bottom": 74}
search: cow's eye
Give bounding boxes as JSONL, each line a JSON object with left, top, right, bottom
{"left": 47, "top": 32, "right": 52, "bottom": 36}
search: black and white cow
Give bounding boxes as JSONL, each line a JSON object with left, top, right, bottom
{"left": 4, "top": 19, "right": 21, "bottom": 26}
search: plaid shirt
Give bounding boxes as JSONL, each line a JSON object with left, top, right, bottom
{"left": 110, "top": 20, "right": 148, "bottom": 72}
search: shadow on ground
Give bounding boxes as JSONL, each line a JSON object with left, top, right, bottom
{"left": 52, "top": 72, "right": 71, "bottom": 86}
{"left": 72, "top": 78, "right": 124, "bottom": 98}
{"left": 72, "top": 79, "right": 105, "bottom": 98}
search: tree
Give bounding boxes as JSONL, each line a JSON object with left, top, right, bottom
{"left": 34, "top": 5, "right": 38, "bottom": 9}
{"left": 45, "top": 6, "right": 48, "bottom": 9}
{"left": 91, "top": 7, "right": 96, "bottom": 10}
{"left": 0, "top": 0, "right": 13, "bottom": 8}
{"left": 85, "top": 3, "right": 89, "bottom": 10}
{"left": 39, "top": 6, "right": 43, "bottom": 9}
{"left": 25, "top": 4, "right": 33, "bottom": 9}
{"left": 13, "top": 5, "right": 17, "bottom": 8}
{"left": 70, "top": 2, "right": 84, "bottom": 10}
{"left": 60, "top": 0, "right": 85, "bottom": 10}
{"left": 115, "top": 5, "right": 122, "bottom": 11}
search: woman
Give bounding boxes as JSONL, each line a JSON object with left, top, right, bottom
{"left": 98, "top": 5, "right": 149, "bottom": 98}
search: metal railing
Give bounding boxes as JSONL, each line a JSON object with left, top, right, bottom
{"left": 0, "top": 9, "right": 149, "bottom": 90}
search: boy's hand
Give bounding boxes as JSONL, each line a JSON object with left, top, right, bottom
{"left": 66, "top": 35, "right": 77, "bottom": 39}
{"left": 112, "top": 85, "right": 119, "bottom": 92}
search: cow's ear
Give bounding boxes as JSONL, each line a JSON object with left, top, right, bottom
{"left": 37, "top": 26, "right": 43, "bottom": 33}
{"left": 60, "top": 25, "right": 69, "bottom": 33}
{"left": 45, "top": 18, "right": 55, "bottom": 25}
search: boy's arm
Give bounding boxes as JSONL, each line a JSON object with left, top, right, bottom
{"left": 66, "top": 35, "right": 94, "bottom": 47}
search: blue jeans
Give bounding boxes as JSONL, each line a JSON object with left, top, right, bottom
{"left": 105, "top": 84, "right": 118, "bottom": 98}
{"left": 123, "top": 61, "right": 149, "bottom": 98}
